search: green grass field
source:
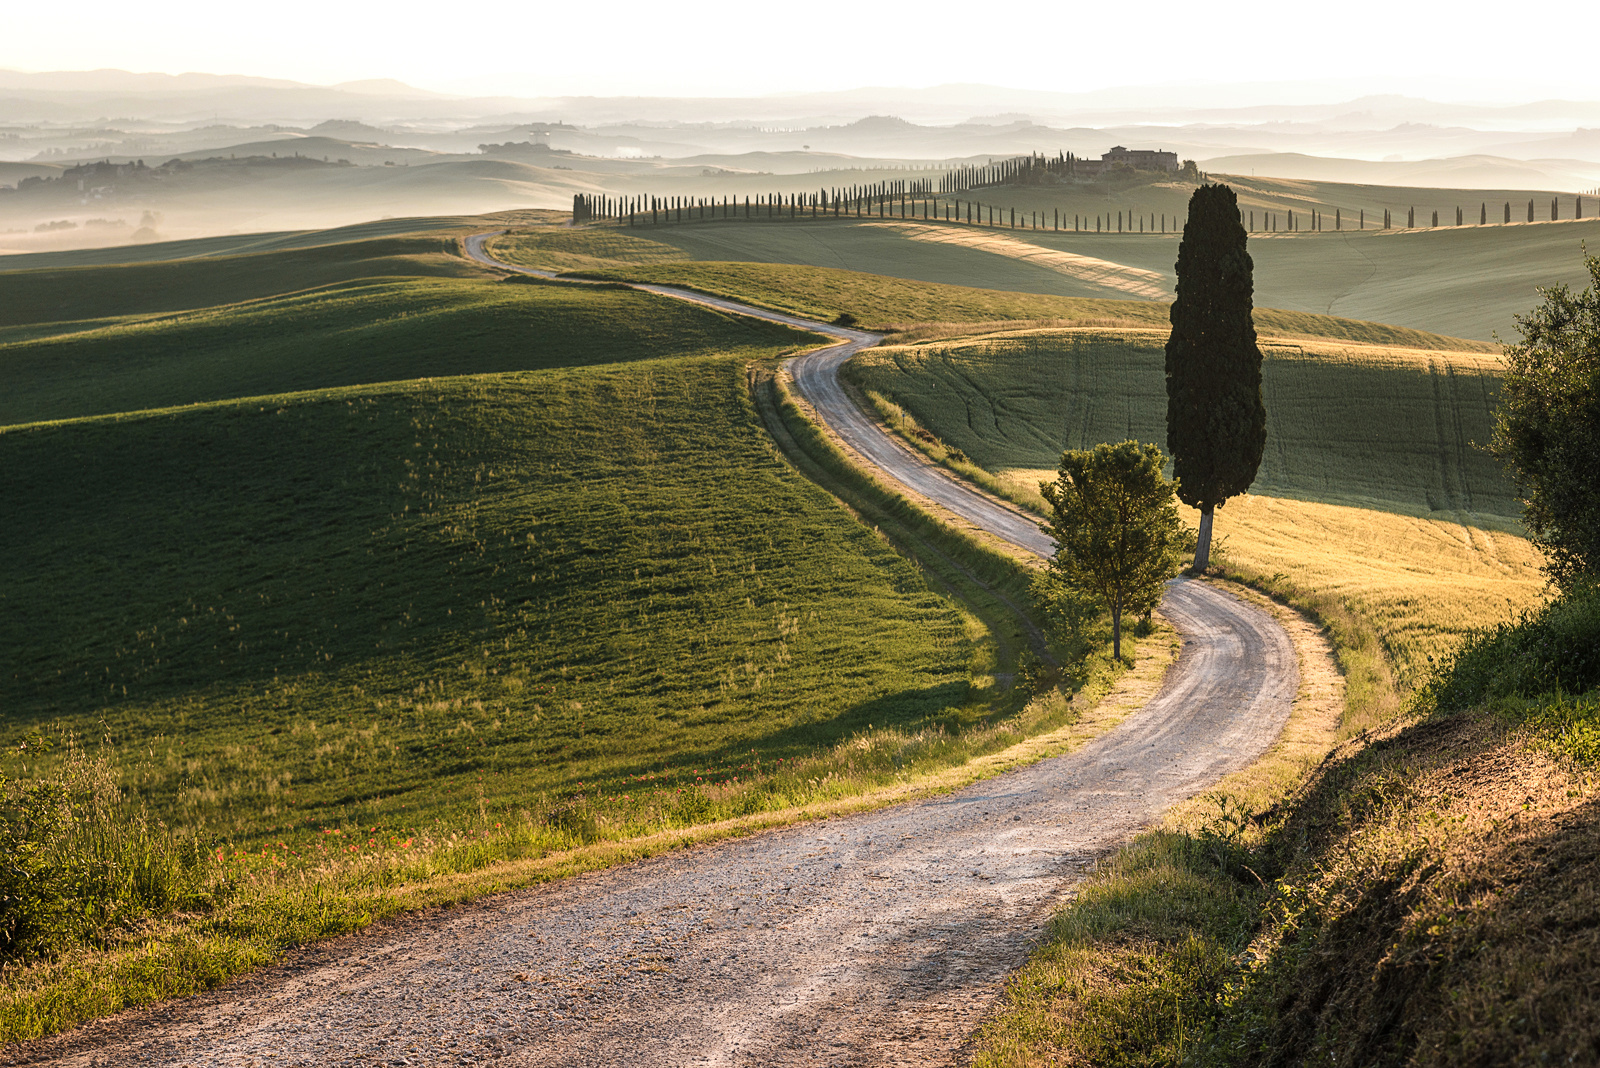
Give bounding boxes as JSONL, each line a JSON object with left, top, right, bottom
{"left": 3, "top": 226, "right": 1047, "bottom": 856}
{"left": 0, "top": 233, "right": 489, "bottom": 334}
{"left": 495, "top": 213, "right": 1600, "bottom": 341}
{"left": 2, "top": 351, "right": 999, "bottom": 847}
{"left": 3, "top": 225, "right": 1171, "bottom": 1036}
{"left": 845, "top": 327, "right": 1546, "bottom": 684}
{"left": 0, "top": 274, "right": 811, "bottom": 425}
{"left": 490, "top": 233, "right": 1490, "bottom": 352}
{"left": 848, "top": 329, "right": 1513, "bottom": 520}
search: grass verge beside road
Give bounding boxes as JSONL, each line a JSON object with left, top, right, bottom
{"left": 972, "top": 584, "right": 1600, "bottom": 1067}
{"left": 844, "top": 326, "right": 1546, "bottom": 694}
{"left": 0, "top": 258, "right": 1165, "bottom": 1041}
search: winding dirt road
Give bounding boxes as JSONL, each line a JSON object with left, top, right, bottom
{"left": 11, "top": 235, "right": 1299, "bottom": 1068}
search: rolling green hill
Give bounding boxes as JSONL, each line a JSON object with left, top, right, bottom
{"left": 0, "top": 233, "right": 488, "bottom": 332}
{"left": 844, "top": 326, "right": 1545, "bottom": 684}
{"left": 0, "top": 221, "right": 1106, "bottom": 1037}
{"left": 492, "top": 215, "right": 1600, "bottom": 342}
{"left": 547, "top": 254, "right": 1493, "bottom": 352}
{"left": 0, "top": 215, "right": 493, "bottom": 272}
{"left": 847, "top": 329, "right": 1513, "bottom": 522}
{"left": 0, "top": 223, "right": 1052, "bottom": 856}
{"left": 1, "top": 338, "right": 983, "bottom": 851}
{"left": 0, "top": 274, "right": 809, "bottom": 426}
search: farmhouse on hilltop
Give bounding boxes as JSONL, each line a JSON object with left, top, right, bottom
{"left": 1078, "top": 146, "right": 1180, "bottom": 175}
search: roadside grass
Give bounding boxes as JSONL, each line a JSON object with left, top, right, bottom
{"left": 847, "top": 328, "right": 1511, "bottom": 519}
{"left": 537, "top": 253, "right": 1169, "bottom": 331}
{"left": 970, "top": 585, "right": 1600, "bottom": 1068}
{"left": 1194, "top": 499, "right": 1543, "bottom": 708}
{"left": 0, "top": 306, "right": 1167, "bottom": 1042}
{"left": 0, "top": 600, "right": 1170, "bottom": 1046}
{"left": 0, "top": 274, "right": 806, "bottom": 426}
{"left": 844, "top": 326, "right": 1546, "bottom": 701}
{"left": 550, "top": 256, "right": 1487, "bottom": 351}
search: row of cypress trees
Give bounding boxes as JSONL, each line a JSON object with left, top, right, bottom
{"left": 570, "top": 151, "right": 1090, "bottom": 223}
{"left": 938, "top": 152, "right": 1079, "bottom": 192}
{"left": 576, "top": 191, "right": 1190, "bottom": 235}
{"left": 579, "top": 187, "right": 1588, "bottom": 234}
{"left": 1243, "top": 197, "right": 1588, "bottom": 232}
{"left": 572, "top": 190, "right": 1184, "bottom": 232}
{"left": 570, "top": 181, "right": 934, "bottom": 225}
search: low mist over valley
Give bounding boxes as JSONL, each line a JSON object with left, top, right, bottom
{"left": 4, "top": 68, "right": 1599, "bottom": 256}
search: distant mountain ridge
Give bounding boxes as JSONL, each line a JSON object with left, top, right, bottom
{"left": 4, "top": 69, "right": 1600, "bottom": 131}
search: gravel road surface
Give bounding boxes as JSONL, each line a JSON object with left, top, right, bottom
{"left": 12, "top": 235, "right": 1298, "bottom": 1068}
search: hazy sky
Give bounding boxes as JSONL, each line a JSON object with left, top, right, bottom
{"left": 5, "top": 0, "right": 1595, "bottom": 103}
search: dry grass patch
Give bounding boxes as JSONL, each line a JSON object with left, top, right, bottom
{"left": 982, "top": 487, "right": 1546, "bottom": 709}
{"left": 1210, "top": 703, "right": 1600, "bottom": 1067}
{"left": 971, "top": 642, "right": 1600, "bottom": 1067}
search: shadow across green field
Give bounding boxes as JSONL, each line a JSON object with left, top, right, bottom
{"left": 1, "top": 353, "right": 984, "bottom": 848}
{"left": 0, "top": 274, "right": 813, "bottom": 426}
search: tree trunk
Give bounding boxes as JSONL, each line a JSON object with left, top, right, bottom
{"left": 1111, "top": 600, "right": 1123, "bottom": 662}
{"left": 1193, "top": 505, "right": 1215, "bottom": 572}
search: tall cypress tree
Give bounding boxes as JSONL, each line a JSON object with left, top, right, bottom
{"left": 1164, "top": 183, "right": 1266, "bottom": 572}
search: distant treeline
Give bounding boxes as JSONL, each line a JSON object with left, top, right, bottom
{"left": 2, "top": 154, "right": 353, "bottom": 196}
{"left": 568, "top": 149, "right": 1595, "bottom": 237}
{"left": 938, "top": 152, "right": 1079, "bottom": 192}
{"left": 573, "top": 189, "right": 1186, "bottom": 234}
{"left": 572, "top": 177, "right": 935, "bottom": 225}
{"left": 1247, "top": 196, "right": 1591, "bottom": 232}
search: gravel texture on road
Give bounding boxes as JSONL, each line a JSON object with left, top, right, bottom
{"left": 10, "top": 234, "right": 1300, "bottom": 1068}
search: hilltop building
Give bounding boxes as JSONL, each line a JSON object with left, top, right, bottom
{"left": 1079, "top": 146, "right": 1180, "bottom": 175}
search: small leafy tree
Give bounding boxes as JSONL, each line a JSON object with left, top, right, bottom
{"left": 1489, "top": 250, "right": 1600, "bottom": 590}
{"left": 1164, "top": 183, "right": 1267, "bottom": 571}
{"left": 1039, "top": 441, "right": 1186, "bottom": 661}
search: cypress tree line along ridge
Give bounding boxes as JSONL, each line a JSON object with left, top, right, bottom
{"left": 1164, "top": 183, "right": 1267, "bottom": 573}
{"left": 570, "top": 187, "right": 1589, "bottom": 235}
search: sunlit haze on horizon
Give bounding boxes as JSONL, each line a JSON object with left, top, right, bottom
{"left": 3, "top": 0, "right": 1595, "bottom": 105}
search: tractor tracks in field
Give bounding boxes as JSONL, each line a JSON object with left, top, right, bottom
{"left": 9, "top": 233, "right": 1303, "bottom": 1068}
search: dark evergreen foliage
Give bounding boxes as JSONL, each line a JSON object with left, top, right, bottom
{"left": 1163, "top": 184, "right": 1266, "bottom": 550}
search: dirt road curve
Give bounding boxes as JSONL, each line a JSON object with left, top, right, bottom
{"left": 11, "top": 237, "right": 1297, "bottom": 1068}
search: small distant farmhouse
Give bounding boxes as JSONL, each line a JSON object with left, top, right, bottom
{"left": 1079, "top": 146, "right": 1180, "bottom": 175}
